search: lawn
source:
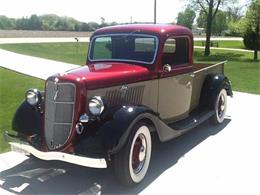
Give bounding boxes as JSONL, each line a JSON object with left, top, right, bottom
{"left": 194, "top": 40, "right": 245, "bottom": 49}
{"left": 194, "top": 49, "right": 260, "bottom": 94}
{"left": 0, "top": 68, "right": 44, "bottom": 153}
{"left": 0, "top": 42, "right": 89, "bottom": 65}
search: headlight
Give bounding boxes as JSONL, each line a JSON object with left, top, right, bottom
{"left": 88, "top": 96, "right": 104, "bottom": 116}
{"left": 25, "top": 89, "right": 42, "bottom": 106}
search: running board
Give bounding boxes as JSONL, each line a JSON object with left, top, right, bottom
{"left": 169, "top": 109, "right": 215, "bottom": 131}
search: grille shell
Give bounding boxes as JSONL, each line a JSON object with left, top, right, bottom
{"left": 44, "top": 81, "right": 76, "bottom": 150}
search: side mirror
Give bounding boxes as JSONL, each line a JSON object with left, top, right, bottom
{"left": 163, "top": 64, "right": 171, "bottom": 73}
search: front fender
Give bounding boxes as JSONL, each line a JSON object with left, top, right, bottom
{"left": 95, "top": 105, "right": 158, "bottom": 155}
{"left": 12, "top": 100, "right": 43, "bottom": 136}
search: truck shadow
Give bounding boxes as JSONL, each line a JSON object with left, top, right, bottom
{"left": 0, "top": 119, "right": 231, "bottom": 195}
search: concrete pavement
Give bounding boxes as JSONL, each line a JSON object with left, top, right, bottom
{"left": 0, "top": 49, "right": 80, "bottom": 80}
{"left": 194, "top": 46, "right": 253, "bottom": 53}
{"left": 0, "top": 92, "right": 260, "bottom": 195}
{"left": 194, "top": 37, "right": 243, "bottom": 41}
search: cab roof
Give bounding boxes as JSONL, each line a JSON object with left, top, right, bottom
{"left": 92, "top": 24, "right": 193, "bottom": 39}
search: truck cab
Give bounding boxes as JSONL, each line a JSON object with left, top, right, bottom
{"left": 5, "top": 24, "right": 233, "bottom": 186}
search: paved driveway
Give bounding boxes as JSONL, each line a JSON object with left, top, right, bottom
{"left": 0, "top": 92, "right": 259, "bottom": 195}
{"left": 0, "top": 49, "right": 80, "bottom": 80}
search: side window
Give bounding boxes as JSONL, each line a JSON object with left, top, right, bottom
{"left": 163, "top": 38, "right": 176, "bottom": 53}
{"left": 162, "top": 37, "right": 189, "bottom": 66}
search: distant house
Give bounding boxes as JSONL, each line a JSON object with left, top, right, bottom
{"left": 192, "top": 27, "right": 204, "bottom": 36}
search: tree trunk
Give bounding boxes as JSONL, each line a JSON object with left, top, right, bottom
{"left": 254, "top": 16, "right": 259, "bottom": 61}
{"left": 204, "top": 1, "right": 214, "bottom": 57}
{"left": 205, "top": 16, "right": 213, "bottom": 56}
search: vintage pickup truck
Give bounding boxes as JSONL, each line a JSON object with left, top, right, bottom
{"left": 5, "top": 24, "right": 233, "bottom": 185}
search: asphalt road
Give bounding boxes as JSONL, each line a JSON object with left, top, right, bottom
{"left": 0, "top": 92, "right": 260, "bottom": 195}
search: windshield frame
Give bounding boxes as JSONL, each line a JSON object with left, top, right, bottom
{"left": 87, "top": 33, "right": 159, "bottom": 65}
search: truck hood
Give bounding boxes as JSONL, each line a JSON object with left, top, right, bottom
{"left": 59, "top": 62, "right": 153, "bottom": 89}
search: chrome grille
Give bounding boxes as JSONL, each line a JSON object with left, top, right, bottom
{"left": 105, "top": 86, "right": 144, "bottom": 107}
{"left": 44, "top": 81, "right": 75, "bottom": 150}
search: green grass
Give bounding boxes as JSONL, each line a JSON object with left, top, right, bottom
{"left": 0, "top": 68, "right": 44, "bottom": 153}
{"left": 0, "top": 43, "right": 89, "bottom": 65}
{"left": 194, "top": 49, "right": 260, "bottom": 94}
{"left": 194, "top": 40, "right": 245, "bottom": 49}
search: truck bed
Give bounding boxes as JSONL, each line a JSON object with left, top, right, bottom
{"left": 190, "top": 61, "right": 226, "bottom": 111}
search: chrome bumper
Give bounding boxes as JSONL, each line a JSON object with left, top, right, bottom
{"left": 4, "top": 132, "right": 107, "bottom": 169}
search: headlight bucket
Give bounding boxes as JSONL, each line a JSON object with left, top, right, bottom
{"left": 25, "top": 89, "right": 42, "bottom": 106}
{"left": 88, "top": 96, "right": 104, "bottom": 116}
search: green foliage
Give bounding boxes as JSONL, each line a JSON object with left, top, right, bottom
{"left": 242, "top": 0, "right": 260, "bottom": 60}
{"left": 177, "top": 7, "right": 196, "bottom": 29}
{"left": 227, "top": 20, "right": 246, "bottom": 37}
{"left": 0, "top": 15, "right": 15, "bottom": 29}
{"left": 0, "top": 14, "right": 119, "bottom": 31}
{"left": 197, "top": 10, "right": 228, "bottom": 35}
{"left": 243, "top": 28, "right": 260, "bottom": 50}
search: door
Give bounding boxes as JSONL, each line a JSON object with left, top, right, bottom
{"left": 158, "top": 37, "right": 193, "bottom": 122}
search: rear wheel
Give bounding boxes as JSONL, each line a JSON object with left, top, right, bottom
{"left": 113, "top": 121, "right": 152, "bottom": 186}
{"left": 211, "top": 89, "right": 227, "bottom": 124}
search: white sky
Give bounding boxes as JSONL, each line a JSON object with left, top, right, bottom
{"left": 0, "top": 0, "right": 248, "bottom": 24}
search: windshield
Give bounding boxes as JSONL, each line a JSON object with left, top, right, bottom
{"left": 89, "top": 34, "right": 158, "bottom": 65}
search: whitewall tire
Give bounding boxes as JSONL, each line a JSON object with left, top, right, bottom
{"left": 211, "top": 89, "right": 227, "bottom": 124}
{"left": 113, "top": 121, "right": 152, "bottom": 186}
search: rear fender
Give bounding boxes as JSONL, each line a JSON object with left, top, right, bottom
{"left": 200, "top": 74, "right": 233, "bottom": 109}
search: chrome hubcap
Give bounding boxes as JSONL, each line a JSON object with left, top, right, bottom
{"left": 132, "top": 134, "right": 147, "bottom": 174}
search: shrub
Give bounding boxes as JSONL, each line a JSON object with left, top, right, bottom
{"left": 243, "top": 28, "right": 260, "bottom": 50}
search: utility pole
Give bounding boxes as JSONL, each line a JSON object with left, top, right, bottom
{"left": 154, "top": 0, "right": 157, "bottom": 24}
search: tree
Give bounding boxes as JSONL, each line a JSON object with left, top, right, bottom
{"left": 197, "top": 10, "right": 228, "bottom": 35}
{"left": 244, "top": 0, "right": 260, "bottom": 61}
{"left": 0, "top": 15, "right": 15, "bottom": 29}
{"left": 99, "top": 17, "right": 108, "bottom": 28}
{"left": 177, "top": 7, "right": 196, "bottom": 29}
{"left": 226, "top": 6, "right": 243, "bottom": 22}
{"left": 28, "top": 15, "right": 42, "bottom": 30}
{"left": 189, "top": 0, "right": 232, "bottom": 56}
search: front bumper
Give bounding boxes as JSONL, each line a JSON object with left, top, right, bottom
{"left": 4, "top": 131, "right": 107, "bottom": 169}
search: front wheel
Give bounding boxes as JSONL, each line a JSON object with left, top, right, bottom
{"left": 211, "top": 88, "right": 227, "bottom": 124}
{"left": 113, "top": 121, "right": 152, "bottom": 186}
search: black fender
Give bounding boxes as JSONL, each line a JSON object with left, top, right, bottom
{"left": 12, "top": 100, "right": 42, "bottom": 136}
{"left": 200, "top": 74, "right": 233, "bottom": 109}
{"left": 80, "top": 105, "right": 158, "bottom": 156}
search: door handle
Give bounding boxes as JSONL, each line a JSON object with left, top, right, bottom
{"left": 186, "top": 81, "right": 192, "bottom": 88}
{"left": 189, "top": 73, "right": 195, "bottom": 78}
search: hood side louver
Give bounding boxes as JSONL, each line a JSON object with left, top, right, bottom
{"left": 105, "top": 86, "right": 145, "bottom": 107}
